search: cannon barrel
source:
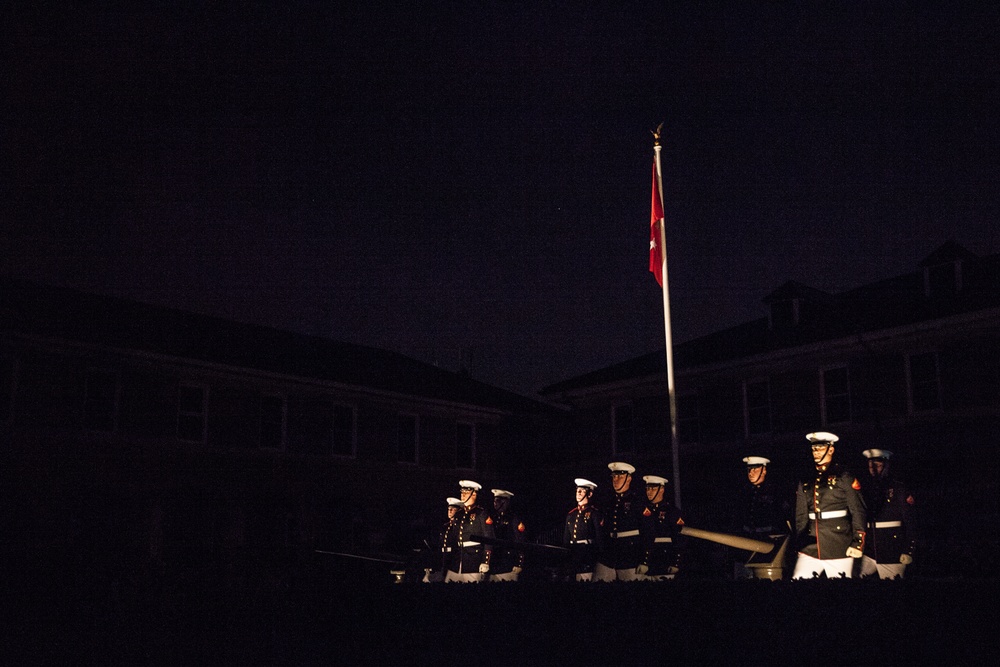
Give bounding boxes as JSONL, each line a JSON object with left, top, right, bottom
{"left": 679, "top": 526, "right": 775, "bottom": 554}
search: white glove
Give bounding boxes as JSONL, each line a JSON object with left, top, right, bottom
{"left": 511, "top": 566, "right": 522, "bottom": 575}
{"left": 479, "top": 563, "right": 490, "bottom": 574}
{"left": 846, "top": 547, "right": 863, "bottom": 559}
{"left": 635, "top": 563, "right": 649, "bottom": 575}
{"left": 900, "top": 554, "right": 913, "bottom": 565}
{"left": 666, "top": 566, "right": 679, "bottom": 575}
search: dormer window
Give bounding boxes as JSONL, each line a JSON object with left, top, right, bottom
{"left": 919, "top": 241, "right": 976, "bottom": 298}
{"left": 763, "top": 281, "right": 831, "bottom": 331}
{"left": 923, "top": 260, "right": 962, "bottom": 298}
{"left": 769, "top": 298, "right": 799, "bottom": 329}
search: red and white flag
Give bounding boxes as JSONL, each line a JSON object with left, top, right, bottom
{"left": 649, "top": 159, "right": 664, "bottom": 286}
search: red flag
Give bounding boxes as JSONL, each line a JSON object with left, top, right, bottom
{"left": 649, "top": 159, "right": 664, "bottom": 286}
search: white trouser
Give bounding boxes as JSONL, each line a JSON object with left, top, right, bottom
{"left": 575, "top": 572, "right": 593, "bottom": 582}
{"left": 445, "top": 570, "right": 484, "bottom": 583}
{"left": 792, "top": 553, "right": 855, "bottom": 579}
{"left": 593, "top": 563, "right": 640, "bottom": 582}
{"left": 488, "top": 571, "right": 519, "bottom": 582}
{"left": 860, "top": 555, "right": 907, "bottom": 580}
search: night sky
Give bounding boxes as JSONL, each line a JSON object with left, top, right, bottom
{"left": 5, "top": 3, "right": 999, "bottom": 395}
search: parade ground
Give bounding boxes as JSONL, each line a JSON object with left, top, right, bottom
{"left": 7, "top": 566, "right": 997, "bottom": 666}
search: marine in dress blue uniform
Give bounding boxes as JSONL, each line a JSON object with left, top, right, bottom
{"left": 424, "top": 496, "right": 465, "bottom": 583}
{"left": 444, "top": 480, "right": 494, "bottom": 583}
{"left": 563, "top": 478, "right": 602, "bottom": 581}
{"left": 860, "top": 449, "right": 917, "bottom": 579}
{"left": 595, "top": 461, "right": 644, "bottom": 582}
{"left": 734, "top": 456, "right": 792, "bottom": 578}
{"left": 792, "top": 432, "right": 867, "bottom": 579}
{"left": 636, "top": 475, "right": 685, "bottom": 580}
{"left": 488, "top": 488, "right": 526, "bottom": 582}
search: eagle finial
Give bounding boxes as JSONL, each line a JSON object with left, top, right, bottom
{"left": 651, "top": 122, "right": 664, "bottom": 147}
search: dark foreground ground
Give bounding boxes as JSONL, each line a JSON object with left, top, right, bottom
{"left": 4, "top": 559, "right": 998, "bottom": 666}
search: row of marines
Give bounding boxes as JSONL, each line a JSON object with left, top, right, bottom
{"left": 424, "top": 461, "right": 684, "bottom": 583}
{"left": 424, "top": 430, "right": 917, "bottom": 582}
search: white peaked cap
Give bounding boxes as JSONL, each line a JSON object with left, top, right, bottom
{"left": 743, "top": 456, "right": 770, "bottom": 466}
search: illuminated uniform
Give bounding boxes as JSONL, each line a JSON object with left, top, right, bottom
{"left": 438, "top": 504, "right": 464, "bottom": 578}
{"left": 563, "top": 503, "right": 602, "bottom": 581}
{"left": 595, "top": 487, "right": 643, "bottom": 580}
{"left": 444, "top": 502, "right": 494, "bottom": 583}
{"left": 595, "top": 462, "right": 644, "bottom": 581}
{"left": 793, "top": 462, "right": 866, "bottom": 579}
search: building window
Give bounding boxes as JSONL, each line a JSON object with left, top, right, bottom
{"left": 331, "top": 404, "right": 356, "bottom": 457}
{"left": 676, "top": 394, "right": 700, "bottom": 445}
{"left": 455, "top": 422, "right": 475, "bottom": 469}
{"left": 397, "top": 414, "right": 419, "bottom": 464}
{"left": 177, "top": 384, "right": 207, "bottom": 442}
{"left": 83, "top": 368, "right": 118, "bottom": 432}
{"left": 744, "top": 379, "right": 771, "bottom": 436}
{"left": 821, "top": 366, "right": 852, "bottom": 425}
{"left": 612, "top": 403, "right": 634, "bottom": 455}
{"left": 907, "top": 351, "right": 941, "bottom": 413}
{"left": 0, "top": 356, "right": 14, "bottom": 423}
{"left": 260, "top": 394, "right": 286, "bottom": 450}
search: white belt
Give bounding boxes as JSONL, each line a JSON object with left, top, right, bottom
{"left": 441, "top": 547, "right": 453, "bottom": 552}
{"left": 460, "top": 541, "right": 481, "bottom": 547}
{"left": 611, "top": 529, "right": 640, "bottom": 538}
{"left": 808, "top": 510, "right": 848, "bottom": 519}
{"left": 654, "top": 537, "right": 673, "bottom": 543}
{"left": 875, "top": 520, "right": 902, "bottom": 528}
{"left": 570, "top": 539, "right": 592, "bottom": 545}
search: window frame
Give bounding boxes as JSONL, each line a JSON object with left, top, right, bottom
{"left": 330, "top": 403, "right": 357, "bottom": 458}
{"left": 676, "top": 392, "right": 701, "bottom": 445}
{"left": 906, "top": 350, "right": 941, "bottom": 414}
{"left": 455, "top": 421, "right": 476, "bottom": 470}
{"left": 743, "top": 378, "right": 772, "bottom": 437}
{"left": 396, "top": 413, "right": 420, "bottom": 465}
{"left": 259, "top": 393, "right": 287, "bottom": 451}
{"left": 83, "top": 367, "right": 120, "bottom": 433}
{"left": 611, "top": 402, "right": 635, "bottom": 456}
{"left": 820, "top": 365, "right": 852, "bottom": 426}
{"left": 177, "top": 383, "right": 208, "bottom": 443}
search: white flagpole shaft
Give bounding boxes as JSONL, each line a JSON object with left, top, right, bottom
{"left": 654, "top": 144, "right": 682, "bottom": 510}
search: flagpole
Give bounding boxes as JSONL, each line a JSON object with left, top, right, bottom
{"left": 653, "top": 128, "right": 682, "bottom": 510}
